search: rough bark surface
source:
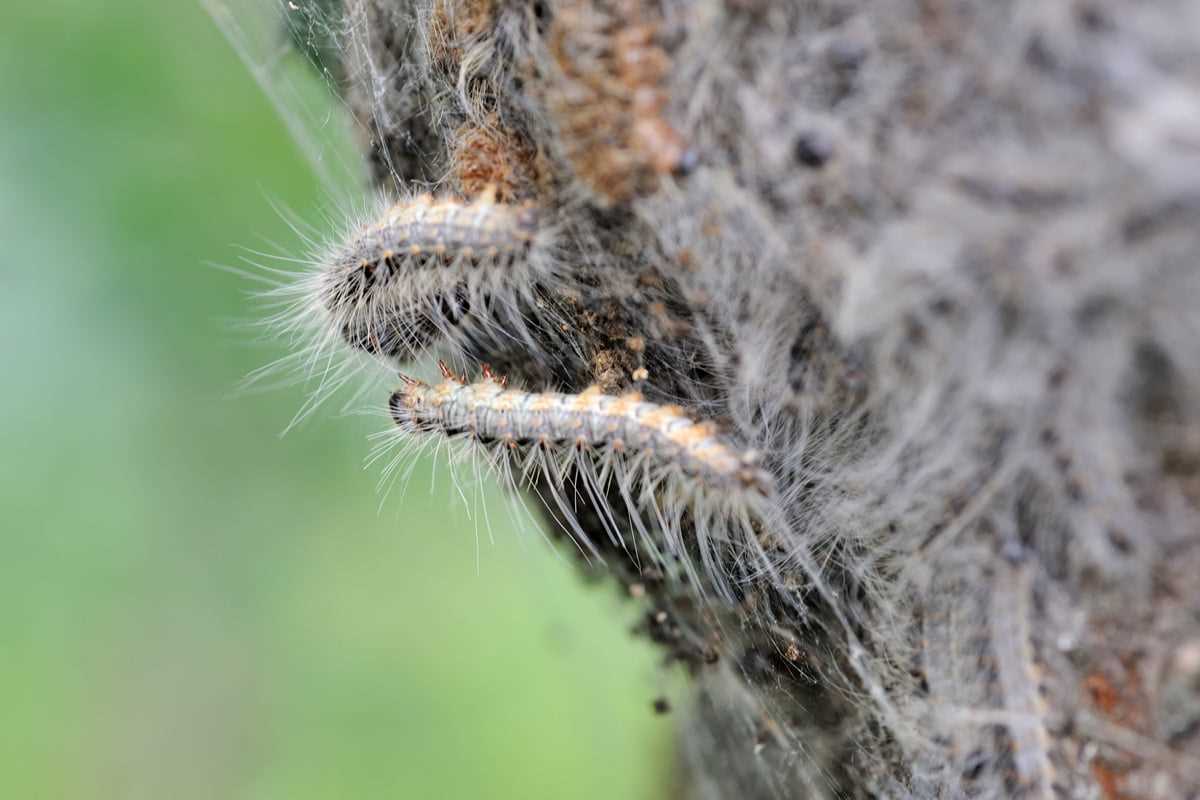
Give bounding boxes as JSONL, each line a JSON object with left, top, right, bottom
{"left": 278, "top": 1, "right": 1200, "bottom": 796}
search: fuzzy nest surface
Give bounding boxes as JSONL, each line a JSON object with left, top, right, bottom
{"left": 272, "top": 1, "right": 1200, "bottom": 797}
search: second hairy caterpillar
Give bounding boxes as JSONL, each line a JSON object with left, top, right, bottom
{"left": 380, "top": 363, "right": 777, "bottom": 598}
{"left": 253, "top": 188, "right": 564, "bottom": 425}
{"left": 320, "top": 188, "right": 555, "bottom": 363}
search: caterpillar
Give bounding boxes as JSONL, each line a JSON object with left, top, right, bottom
{"left": 250, "top": 187, "right": 564, "bottom": 425}
{"left": 323, "top": 188, "right": 566, "bottom": 362}
{"left": 544, "top": 0, "right": 693, "bottom": 204}
{"left": 380, "top": 362, "right": 776, "bottom": 598}
{"left": 450, "top": 115, "right": 544, "bottom": 203}
{"left": 988, "top": 559, "right": 1055, "bottom": 797}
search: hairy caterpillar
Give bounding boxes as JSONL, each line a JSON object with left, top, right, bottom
{"left": 381, "top": 363, "right": 775, "bottom": 596}
{"left": 323, "top": 188, "right": 565, "bottom": 362}
{"left": 450, "top": 116, "right": 544, "bottom": 203}
{"left": 988, "top": 559, "right": 1054, "bottom": 797}
{"left": 250, "top": 187, "right": 564, "bottom": 424}
{"left": 545, "top": 0, "right": 693, "bottom": 204}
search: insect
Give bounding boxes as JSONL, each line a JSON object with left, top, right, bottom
{"left": 545, "top": 0, "right": 693, "bottom": 204}
{"left": 450, "top": 116, "right": 543, "bottom": 203}
{"left": 250, "top": 186, "right": 569, "bottom": 423}
{"left": 380, "top": 362, "right": 776, "bottom": 597}
{"left": 319, "top": 186, "right": 548, "bottom": 355}
{"left": 988, "top": 559, "right": 1054, "bottom": 797}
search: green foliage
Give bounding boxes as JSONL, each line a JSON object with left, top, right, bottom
{"left": 0, "top": 1, "right": 673, "bottom": 797}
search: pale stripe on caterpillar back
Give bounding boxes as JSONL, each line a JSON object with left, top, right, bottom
{"left": 378, "top": 362, "right": 778, "bottom": 599}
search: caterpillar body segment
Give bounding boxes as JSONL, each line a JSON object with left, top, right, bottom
{"left": 389, "top": 366, "right": 771, "bottom": 495}
{"left": 335, "top": 190, "right": 539, "bottom": 264}
{"left": 317, "top": 189, "right": 560, "bottom": 366}
{"left": 383, "top": 365, "right": 777, "bottom": 598}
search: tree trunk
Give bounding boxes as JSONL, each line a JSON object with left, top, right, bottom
{"left": 287, "top": 1, "right": 1200, "bottom": 796}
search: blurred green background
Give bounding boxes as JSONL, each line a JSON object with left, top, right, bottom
{"left": 0, "top": 1, "right": 675, "bottom": 797}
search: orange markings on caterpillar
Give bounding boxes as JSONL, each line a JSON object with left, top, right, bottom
{"left": 380, "top": 363, "right": 778, "bottom": 598}
{"left": 389, "top": 363, "right": 772, "bottom": 495}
